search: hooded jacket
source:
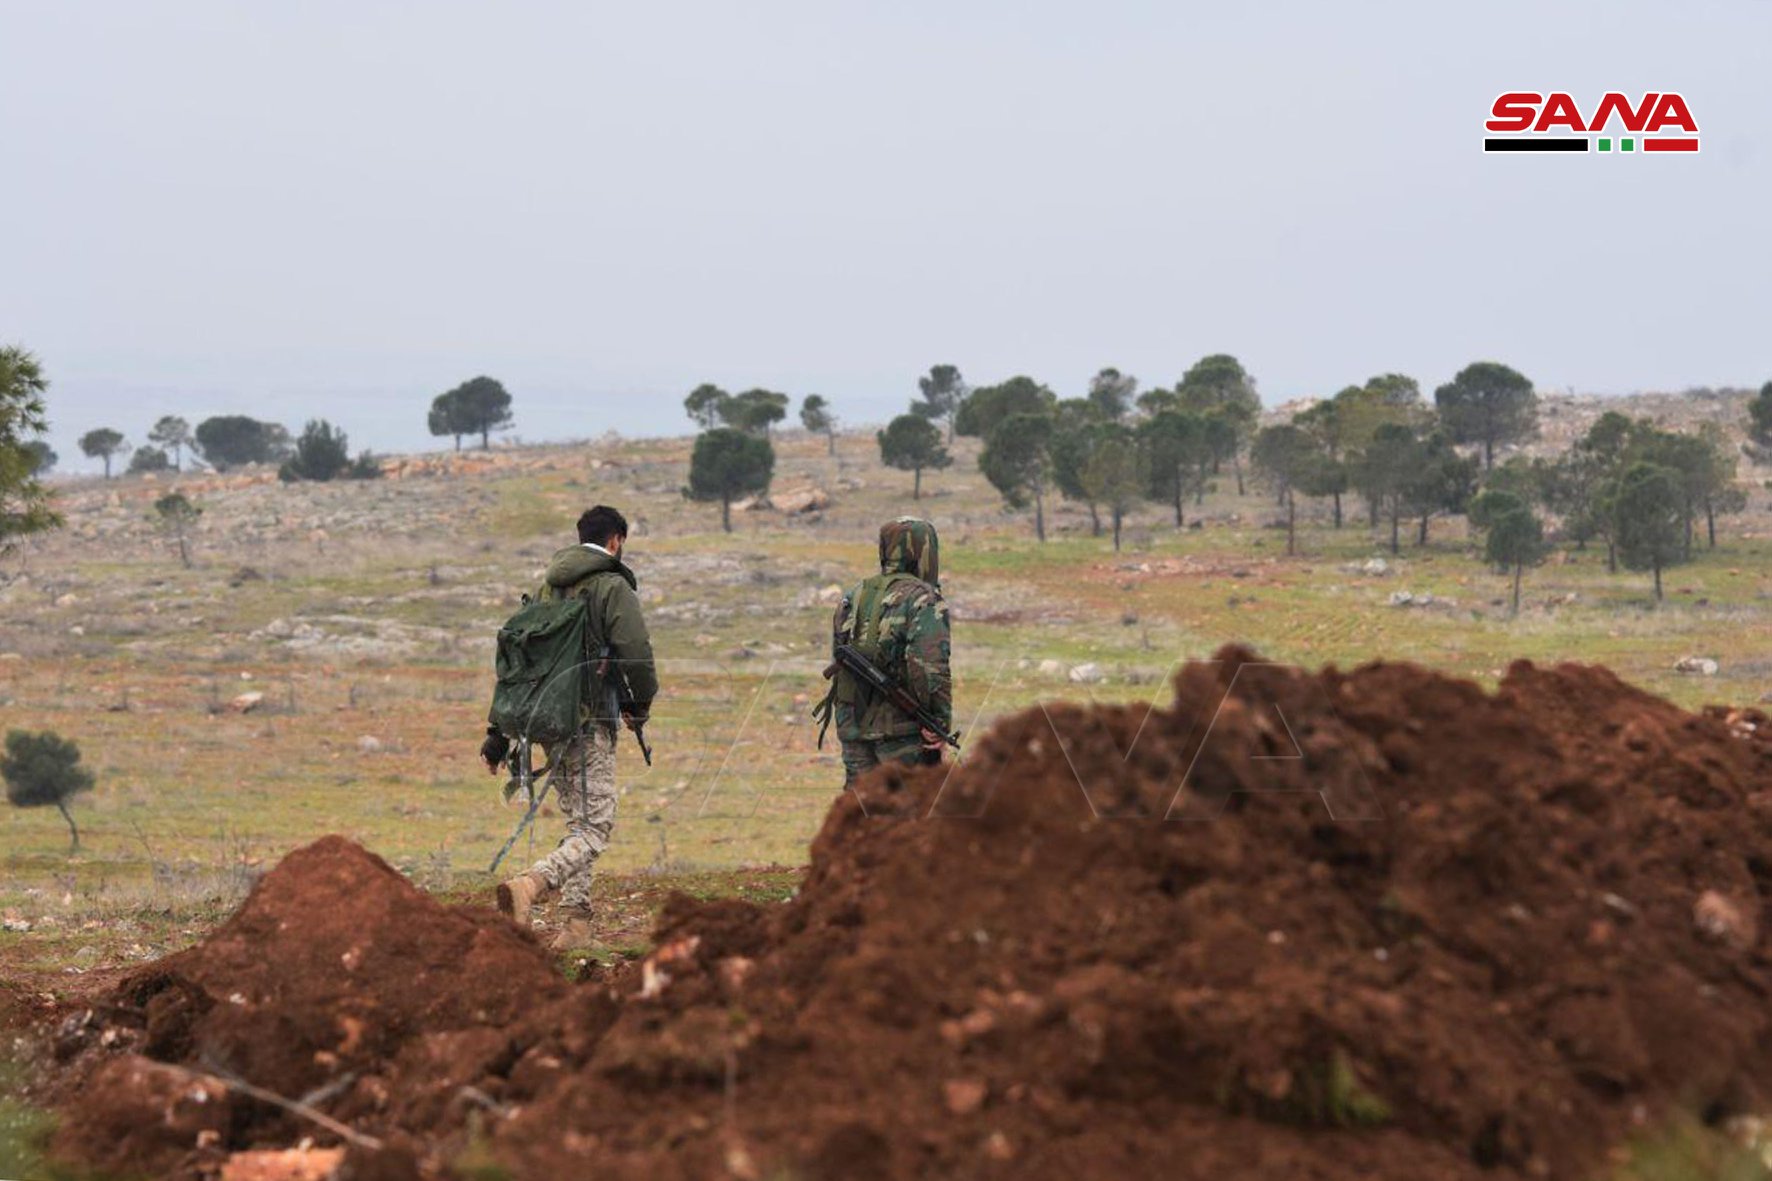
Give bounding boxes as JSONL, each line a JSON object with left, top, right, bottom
{"left": 829, "top": 518, "right": 951, "bottom": 742}
{"left": 537, "top": 544, "right": 658, "bottom": 720}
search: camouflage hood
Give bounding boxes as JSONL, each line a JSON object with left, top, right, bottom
{"left": 545, "top": 544, "right": 637, "bottom": 592}
{"left": 878, "top": 518, "right": 939, "bottom": 588}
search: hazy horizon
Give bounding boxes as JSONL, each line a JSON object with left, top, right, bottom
{"left": 4, "top": 0, "right": 1768, "bottom": 472}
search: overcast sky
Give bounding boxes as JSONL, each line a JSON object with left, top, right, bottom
{"left": 4, "top": 0, "right": 1768, "bottom": 471}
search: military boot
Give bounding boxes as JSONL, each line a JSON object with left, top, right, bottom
{"left": 550, "top": 910, "right": 596, "bottom": 952}
{"left": 496, "top": 871, "right": 552, "bottom": 928}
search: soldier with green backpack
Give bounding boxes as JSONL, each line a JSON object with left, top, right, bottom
{"left": 481, "top": 505, "right": 656, "bottom": 949}
{"left": 814, "top": 517, "right": 954, "bottom": 783}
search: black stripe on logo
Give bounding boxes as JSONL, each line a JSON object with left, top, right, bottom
{"left": 1484, "top": 138, "right": 1588, "bottom": 153}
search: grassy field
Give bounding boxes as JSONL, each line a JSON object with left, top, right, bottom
{"left": 0, "top": 421, "right": 1768, "bottom": 988}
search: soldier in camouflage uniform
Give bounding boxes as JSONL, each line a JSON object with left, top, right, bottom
{"left": 484, "top": 505, "right": 656, "bottom": 950}
{"left": 815, "top": 518, "right": 952, "bottom": 783}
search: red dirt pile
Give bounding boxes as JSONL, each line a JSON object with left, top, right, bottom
{"left": 55, "top": 648, "right": 1772, "bottom": 1181}
{"left": 53, "top": 836, "right": 564, "bottom": 1176}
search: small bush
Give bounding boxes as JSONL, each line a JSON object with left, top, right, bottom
{"left": 128, "top": 446, "right": 172, "bottom": 474}
{"left": 348, "top": 452, "right": 385, "bottom": 480}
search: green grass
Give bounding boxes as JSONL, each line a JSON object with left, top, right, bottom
{"left": 0, "top": 1101, "right": 64, "bottom": 1181}
{"left": 570, "top": 940, "right": 651, "bottom": 972}
{"left": 1613, "top": 1111, "right": 1772, "bottom": 1181}
{"left": 0, "top": 1059, "right": 85, "bottom": 1181}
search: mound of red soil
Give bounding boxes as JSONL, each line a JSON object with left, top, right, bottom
{"left": 58, "top": 649, "right": 1772, "bottom": 1180}
{"left": 54, "top": 835, "right": 563, "bottom": 1176}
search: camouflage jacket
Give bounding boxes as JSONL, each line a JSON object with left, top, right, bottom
{"left": 829, "top": 520, "right": 951, "bottom": 743}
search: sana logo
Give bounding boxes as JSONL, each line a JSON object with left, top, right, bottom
{"left": 1484, "top": 92, "right": 1699, "bottom": 153}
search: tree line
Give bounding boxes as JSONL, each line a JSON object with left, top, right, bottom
{"left": 942, "top": 359, "right": 1540, "bottom": 545}
{"left": 669, "top": 361, "right": 1762, "bottom": 592}
{"left": 869, "top": 358, "right": 1759, "bottom": 610}
{"left": 7, "top": 335, "right": 1765, "bottom": 605}
{"left": 866, "top": 356, "right": 1286, "bottom": 545}
{"left": 57, "top": 414, "right": 384, "bottom": 484}
{"left": 40, "top": 371, "right": 525, "bottom": 484}
{"left": 1471, "top": 410, "right": 1746, "bottom": 605}
{"left": 37, "top": 373, "right": 520, "bottom": 483}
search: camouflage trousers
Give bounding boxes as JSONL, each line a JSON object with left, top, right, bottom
{"left": 526, "top": 726, "right": 617, "bottom": 913}
{"left": 840, "top": 735, "right": 937, "bottom": 786}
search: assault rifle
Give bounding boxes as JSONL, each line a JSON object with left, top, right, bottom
{"left": 597, "top": 644, "right": 652, "bottom": 765}
{"left": 830, "top": 643, "right": 961, "bottom": 749}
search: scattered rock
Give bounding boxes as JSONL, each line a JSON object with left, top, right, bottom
{"left": 1673, "top": 656, "right": 1719, "bottom": 676}
{"left": 774, "top": 487, "right": 831, "bottom": 516}
{"left": 717, "top": 956, "right": 756, "bottom": 992}
{"left": 1362, "top": 558, "right": 1389, "bottom": 575}
{"left": 723, "top": 1142, "right": 760, "bottom": 1181}
{"left": 1720, "top": 710, "right": 1758, "bottom": 740}
{"left": 356, "top": 736, "right": 384, "bottom": 754}
{"left": 1694, "top": 890, "right": 1756, "bottom": 949}
{"left": 795, "top": 584, "right": 846, "bottom": 609}
{"left": 1067, "top": 663, "right": 1104, "bottom": 684}
{"left": 230, "top": 692, "right": 266, "bottom": 714}
{"left": 939, "top": 1008, "right": 999, "bottom": 1046}
{"left": 1037, "top": 659, "right": 1064, "bottom": 678}
{"left": 943, "top": 1077, "right": 988, "bottom": 1116}
{"left": 219, "top": 1146, "right": 346, "bottom": 1181}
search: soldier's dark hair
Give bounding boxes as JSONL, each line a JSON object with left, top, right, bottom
{"left": 577, "top": 505, "right": 628, "bottom": 546}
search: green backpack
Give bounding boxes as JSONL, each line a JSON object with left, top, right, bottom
{"left": 489, "top": 593, "right": 591, "bottom": 746}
